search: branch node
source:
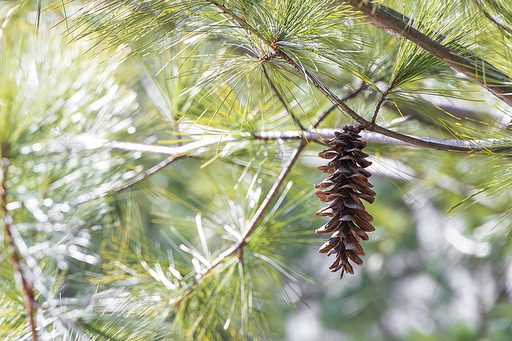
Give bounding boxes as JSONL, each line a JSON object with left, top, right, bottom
{"left": 236, "top": 246, "right": 243, "bottom": 261}
{"left": 259, "top": 52, "right": 277, "bottom": 62}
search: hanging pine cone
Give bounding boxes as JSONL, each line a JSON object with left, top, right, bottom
{"left": 315, "top": 125, "right": 376, "bottom": 279}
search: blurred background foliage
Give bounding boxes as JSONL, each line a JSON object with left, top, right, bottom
{"left": 1, "top": 0, "right": 512, "bottom": 340}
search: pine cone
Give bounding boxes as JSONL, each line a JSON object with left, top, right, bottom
{"left": 315, "top": 125, "right": 376, "bottom": 279}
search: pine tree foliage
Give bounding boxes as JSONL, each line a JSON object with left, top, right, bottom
{"left": 2, "top": 0, "right": 512, "bottom": 340}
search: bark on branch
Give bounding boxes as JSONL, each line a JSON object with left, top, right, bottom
{"left": 108, "top": 130, "right": 512, "bottom": 156}
{"left": 1, "top": 146, "right": 38, "bottom": 341}
{"left": 343, "top": 0, "right": 512, "bottom": 108}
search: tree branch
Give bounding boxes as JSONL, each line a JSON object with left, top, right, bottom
{"left": 108, "top": 156, "right": 180, "bottom": 195}
{"left": 198, "top": 140, "right": 306, "bottom": 278}
{"left": 109, "top": 0, "right": 512, "bottom": 197}
{"left": 343, "top": 0, "right": 512, "bottom": 108}
{"left": 106, "top": 137, "right": 239, "bottom": 194}
{"left": 107, "top": 129, "right": 512, "bottom": 158}
{"left": 273, "top": 47, "right": 503, "bottom": 152}
{"left": 313, "top": 81, "right": 367, "bottom": 128}
{"left": 204, "top": 0, "right": 512, "bottom": 154}
{"left": 1, "top": 145, "right": 38, "bottom": 341}
{"left": 169, "top": 139, "right": 307, "bottom": 307}
{"left": 202, "top": 1, "right": 512, "bottom": 152}
{"left": 372, "top": 83, "right": 394, "bottom": 124}
{"left": 267, "top": 130, "right": 512, "bottom": 152}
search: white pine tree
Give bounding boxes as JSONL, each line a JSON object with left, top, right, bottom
{"left": 2, "top": 0, "right": 512, "bottom": 340}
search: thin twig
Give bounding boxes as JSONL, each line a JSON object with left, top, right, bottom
{"left": 314, "top": 81, "right": 367, "bottom": 128}
{"left": 343, "top": 0, "right": 512, "bottom": 108}
{"left": 169, "top": 139, "right": 307, "bottom": 307}
{"left": 198, "top": 139, "right": 307, "bottom": 277}
{"left": 106, "top": 137, "right": 240, "bottom": 194}
{"left": 372, "top": 84, "right": 393, "bottom": 124}
{"left": 109, "top": 156, "right": 181, "bottom": 194}
{"left": 262, "top": 64, "right": 306, "bottom": 132}
{"left": 1, "top": 145, "right": 38, "bottom": 341}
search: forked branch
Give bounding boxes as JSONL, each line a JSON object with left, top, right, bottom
{"left": 198, "top": 1, "right": 474, "bottom": 151}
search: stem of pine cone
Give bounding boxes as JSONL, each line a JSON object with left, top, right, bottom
{"left": 1, "top": 144, "right": 38, "bottom": 341}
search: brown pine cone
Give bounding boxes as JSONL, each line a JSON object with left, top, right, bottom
{"left": 315, "top": 125, "right": 376, "bottom": 279}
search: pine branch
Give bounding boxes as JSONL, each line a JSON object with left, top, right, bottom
{"left": 199, "top": 0, "right": 501, "bottom": 152}
{"left": 197, "top": 0, "right": 500, "bottom": 151}
{"left": 103, "top": 0, "right": 512, "bottom": 199}
{"left": 171, "top": 139, "right": 307, "bottom": 306}
{"left": 343, "top": 0, "right": 512, "bottom": 108}
{"left": 106, "top": 130, "right": 512, "bottom": 159}
{"left": 272, "top": 47, "right": 504, "bottom": 152}
{"left": 314, "top": 81, "right": 367, "bottom": 128}
{"left": 1, "top": 144, "right": 38, "bottom": 341}
{"left": 109, "top": 156, "right": 180, "bottom": 194}
{"left": 256, "top": 130, "right": 512, "bottom": 152}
